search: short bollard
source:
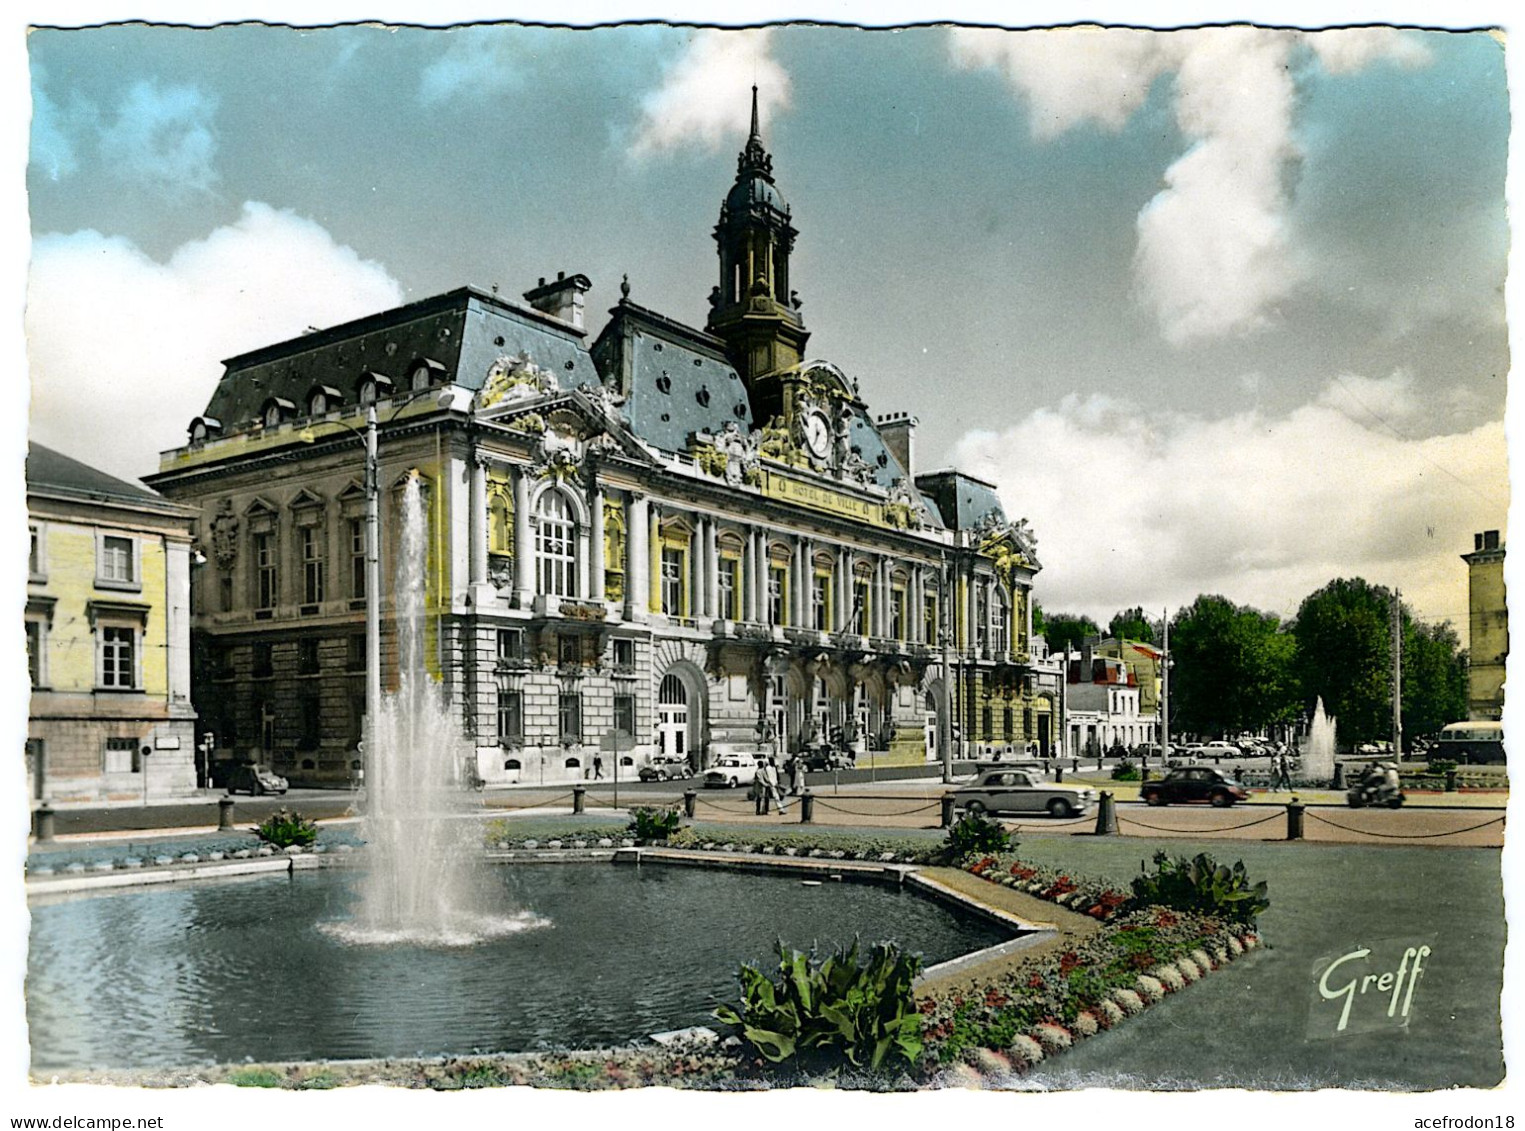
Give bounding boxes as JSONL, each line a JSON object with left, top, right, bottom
{"left": 1445, "top": 769, "right": 1458, "bottom": 793}
{"left": 1332, "top": 763, "right": 1345, "bottom": 790}
{"left": 1042, "top": 758, "right": 1051, "bottom": 776}
{"left": 218, "top": 796, "right": 236, "bottom": 831}
{"left": 1071, "top": 758, "right": 1079, "bottom": 773}
{"left": 941, "top": 794, "right": 956, "bottom": 828}
{"left": 683, "top": 789, "right": 697, "bottom": 818}
{"left": 572, "top": 785, "right": 586, "bottom": 814}
{"left": 33, "top": 802, "right": 55, "bottom": 843}
{"left": 1055, "top": 763, "right": 1064, "bottom": 783}
{"left": 1286, "top": 797, "right": 1305, "bottom": 840}
{"left": 800, "top": 790, "right": 814, "bottom": 824}
{"left": 1094, "top": 791, "right": 1118, "bottom": 836}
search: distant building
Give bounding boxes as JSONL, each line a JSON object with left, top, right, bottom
{"left": 25, "top": 444, "right": 200, "bottom": 803}
{"left": 1055, "top": 640, "right": 1158, "bottom": 755}
{"left": 144, "top": 94, "right": 1050, "bottom": 787}
{"left": 1095, "top": 636, "right": 1164, "bottom": 717}
{"left": 1461, "top": 529, "right": 1506, "bottom": 721}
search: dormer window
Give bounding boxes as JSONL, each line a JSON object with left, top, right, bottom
{"left": 357, "top": 372, "right": 393, "bottom": 407}
{"left": 409, "top": 358, "right": 447, "bottom": 391}
{"left": 187, "top": 416, "right": 222, "bottom": 446}
{"left": 307, "top": 385, "right": 342, "bottom": 417}
{"left": 260, "top": 399, "right": 295, "bottom": 429}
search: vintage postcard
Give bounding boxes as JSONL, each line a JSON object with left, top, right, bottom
{"left": 6, "top": 8, "right": 1516, "bottom": 1128}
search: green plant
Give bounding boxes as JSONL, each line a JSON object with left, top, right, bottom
{"left": 1425, "top": 757, "right": 1458, "bottom": 775}
{"left": 1130, "top": 850, "right": 1269, "bottom": 925}
{"left": 940, "top": 813, "right": 1011, "bottom": 861}
{"left": 627, "top": 806, "right": 683, "bottom": 841}
{"left": 252, "top": 809, "right": 317, "bottom": 848}
{"left": 715, "top": 939, "right": 924, "bottom": 1072}
{"left": 226, "top": 1067, "right": 284, "bottom": 1088}
{"left": 1111, "top": 759, "right": 1139, "bottom": 781}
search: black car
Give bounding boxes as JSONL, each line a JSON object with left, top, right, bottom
{"left": 1140, "top": 767, "right": 1249, "bottom": 808}
{"left": 225, "top": 764, "right": 289, "bottom": 796}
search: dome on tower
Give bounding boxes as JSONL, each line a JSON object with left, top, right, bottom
{"left": 725, "top": 169, "right": 787, "bottom": 216}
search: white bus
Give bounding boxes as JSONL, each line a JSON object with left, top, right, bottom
{"left": 1435, "top": 721, "right": 1505, "bottom": 764}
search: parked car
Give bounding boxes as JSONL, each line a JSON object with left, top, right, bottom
{"left": 225, "top": 764, "right": 288, "bottom": 796}
{"left": 637, "top": 756, "right": 691, "bottom": 782}
{"left": 802, "top": 747, "right": 853, "bottom": 771}
{"left": 1140, "top": 767, "right": 1249, "bottom": 808}
{"left": 950, "top": 768, "right": 1096, "bottom": 819}
{"left": 702, "top": 755, "right": 762, "bottom": 789}
{"left": 1199, "top": 741, "right": 1242, "bottom": 760}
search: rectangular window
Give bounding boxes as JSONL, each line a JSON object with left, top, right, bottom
{"left": 891, "top": 588, "right": 906, "bottom": 641}
{"left": 718, "top": 557, "right": 739, "bottom": 620}
{"left": 613, "top": 637, "right": 635, "bottom": 668}
{"left": 25, "top": 619, "right": 43, "bottom": 687}
{"left": 220, "top": 573, "right": 234, "bottom": 612}
{"left": 298, "top": 637, "right": 320, "bottom": 674}
{"left": 1003, "top": 707, "right": 1014, "bottom": 742}
{"left": 298, "top": 692, "right": 321, "bottom": 751}
{"left": 96, "top": 536, "right": 134, "bottom": 588}
{"left": 558, "top": 692, "right": 582, "bottom": 745}
{"left": 497, "top": 690, "right": 524, "bottom": 745}
{"left": 104, "top": 736, "right": 140, "bottom": 774}
{"left": 768, "top": 565, "right": 787, "bottom": 626}
{"left": 536, "top": 499, "right": 577, "bottom": 598}
{"left": 613, "top": 693, "right": 636, "bottom": 738}
{"left": 349, "top": 519, "right": 367, "bottom": 599}
{"left": 975, "top": 589, "right": 989, "bottom": 650}
{"left": 301, "top": 526, "right": 325, "bottom": 604}
{"left": 347, "top": 633, "right": 366, "bottom": 671}
{"left": 852, "top": 580, "right": 870, "bottom": 635}
{"left": 812, "top": 574, "right": 829, "bottom": 631}
{"left": 661, "top": 547, "right": 686, "bottom": 617}
{"left": 981, "top": 705, "right": 993, "bottom": 740}
{"left": 992, "top": 600, "right": 1008, "bottom": 653}
{"left": 924, "top": 594, "right": 939, "bottom": 644}
{"left": 28, "top": 526, "right": 44, "bottom": 581}
{"left": 497, "top": 627, "right": 524, "bottom": 663}
{"left": 99, "top": 626, "right": 136, "bottom": 689}
{"left": 255, "top": 533, "right": 277, "bottom": 609}
{"left": 558, "top": 635, "right": 580, "bottom": 667}
{"left": 253, "top": 642, "right": 274, "bottom": 678}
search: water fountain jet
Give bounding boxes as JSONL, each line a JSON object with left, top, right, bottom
{"left": 1300, "top": 696, "right": 1337, "bottom": 787}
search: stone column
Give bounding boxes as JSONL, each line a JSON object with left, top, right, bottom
{"left": 469, "top": 453, "right": 489, "bottom": 587}
{"left": 513, "top": 465, "right": 534, "bottom": 607}
{"left": 589, "top": 483, "right": 605, "bottom": 602}
{"left": 704, "top": 518, "right": 720, "bottom": 621}
{"left": 648, "top": 504, "right": 662, "bottom": 615}
{"left": 626, "top": 493, "right": 648, "bottom": 622}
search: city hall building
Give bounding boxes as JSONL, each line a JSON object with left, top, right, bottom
{"left": 146, "top": 99, "right": 1050, "bottom": 786}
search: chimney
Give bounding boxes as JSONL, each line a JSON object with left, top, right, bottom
{"left": 875, "top": 412, "right": 918, "bottom": 476}
{"left": 1483, "top": 529, "right": 1501, "bottom": 551}
{"left": 522, "top": 271, "right": 592, "bottom": 330}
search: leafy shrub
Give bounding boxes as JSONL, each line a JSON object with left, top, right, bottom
{"left": 252, "top": 809, "right": 317, "bottom": 848}
{"left": 1110, "top": 760, "right": 1139, "bottom": 781}
{"left": 715, "top": 940, "right": 924, "bottom": 1072}
{"left": 226, "top": 1067, "right": 284, "bottom": 1088}
{"left": 1425, "top": 758, "right": 1458, "bottom": 775}
{"left": 627, "top": 806, "right": 683, "bottom": 841}
{"left": 1130, "top": 850, "right": 1268, "bottom": 925}
{"left": 664, "top": 827, "right": 938, "bottom": 863}
{"left": 940, "top": 813, "right": 1011, "bottom": 861}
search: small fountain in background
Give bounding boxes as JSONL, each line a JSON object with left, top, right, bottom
{"left": 328, "top": 475, "right": 544, "bottom": 946}
{"left": 1301, "top": 696, "right": 1337, "bottom": 786}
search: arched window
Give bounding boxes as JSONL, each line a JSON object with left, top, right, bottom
{"left": 992, "top": 593, "right": 1009, "bottom": 654}
{"left": 536, "top": 491, "right": 578, "bottom": 598}
{"left": 503, "top": 758, "right": 522, "bottom": 771}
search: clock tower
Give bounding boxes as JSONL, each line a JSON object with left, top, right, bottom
{"left": 706, "top": 87, "right": 810, "bottom": 426}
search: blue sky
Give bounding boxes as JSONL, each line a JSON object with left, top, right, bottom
{"left": 18, "top": 16, "right": 1512, "bottom": 633}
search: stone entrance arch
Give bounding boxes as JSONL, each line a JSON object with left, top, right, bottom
{"left": 657, "top": 658, "right": 709, "bottom": 770}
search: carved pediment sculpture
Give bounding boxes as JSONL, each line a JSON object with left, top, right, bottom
{"left": 694, "top": 420, "right": 762, "bottom": 486}
{"left": 210, "top": 499, "right": 240, "bottom": 570}
{"left": 477, "top": 353, "right": 560, "bottom": 410}
{"left": 532, "top": 425, "right": 587, "bottom": 482}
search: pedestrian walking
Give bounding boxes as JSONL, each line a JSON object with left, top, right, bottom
{"left": 1273, "top": 751, "right": 1292, "bottom": 791}
{"left": 789, "top": 753, "right": 805, "bottom": 796}
{"left": 593, "top": 754, "right": 604, "bottom": 781}
{"left": 761, "top": 756, "right": 787, "bottom": 815}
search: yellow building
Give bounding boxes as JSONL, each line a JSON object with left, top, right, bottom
{"left": 1461, "top": 529, "right": 1506, "bottom": 721}
{"left": 25, "top": 444, "right": 200, "bottom": 803}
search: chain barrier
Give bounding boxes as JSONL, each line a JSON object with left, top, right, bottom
{"left": 1117, "top": 808, "right": 1285, "bottom": 834}
{"left": 1000, "top": 813, "right": 1106, "bottom": 832}
{"left": 486, "top": 791, "right": 576, "bottom": 812}
{"left": 811, "top": 799, "right": 943, "bottom": 817}
{"left": 1304, "top": 810, "right": 1506, "bottom": 840}
{"left": 695, "top": 796, "right": 762, "bottom": 815}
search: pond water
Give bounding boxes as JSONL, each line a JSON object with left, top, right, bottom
{"left": 28, "top": 863, "right": 1009, "bottom": 1070}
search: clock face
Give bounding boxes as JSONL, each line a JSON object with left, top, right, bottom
{"left": 802, "top": 411, "right": 830, "bottom": 459}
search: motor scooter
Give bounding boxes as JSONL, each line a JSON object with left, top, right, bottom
{"left": 1346, "top": 765, "right": 1405, "bottom": 808}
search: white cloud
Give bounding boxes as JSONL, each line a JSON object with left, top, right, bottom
{"left": 418, "top": 29, "right": 521, "bottom": 106}
{"left": 949, "top": 380, "right": 1505, "bottom": 631}
{"left": 948, "top": 27, "right": 1433, "bottom": 345}
{"left": 96, "top": 79, "right": 219, "bottom": 195}
{"left": 26, "top": 203, "right": 404, "bottom": 484}
{"left": 628, "top": 29, "right": 790, "bottom": 159}
{"left": 29, "top": 65, "right": 92, "bottom": 182}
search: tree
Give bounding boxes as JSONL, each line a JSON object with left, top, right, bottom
{"left": 1402, "top": 620, "right": 1468, "bottom": 746}
{"left": 1042, "top": 612, "right": 1100, "bottom": 654}
{"left": 1168, "top": 595, "right": 1298, "bottom": 738}
{"left": 1108, "top": 606, "right": 1157, "bottom": 644}
{"left": 1291, "top": 578, "right": 1394, "bottom": 745}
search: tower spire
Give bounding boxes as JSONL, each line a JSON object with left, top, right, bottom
{"left": 749, "top": 84, "right": 760, "bottom": 142}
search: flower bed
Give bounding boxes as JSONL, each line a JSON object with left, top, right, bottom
{"left": 918, "top": 904, "right": 1259, "bottom": 1076}
{"left": 964, "top": 853, "right": 1132, "bottom": 921}
{"left": 663, "top": 827, "right": 936, "bottom": 864}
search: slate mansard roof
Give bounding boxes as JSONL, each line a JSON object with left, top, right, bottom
{"left": 914, "top": 469, "right": 1008, "bottom": 532}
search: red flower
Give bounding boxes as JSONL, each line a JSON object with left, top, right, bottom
{"left": 918, "top": 997, "right": 939, "bottom": 1015}
{"left": 1058, "top": 951, "right": 1082, "bottom": 977}
{"left": 1027, "top": 973, "right": 1045, "bottom": 989}
{"left": 985, "top": 988, "right": 1010, "bottom": 1008}
{"left": 1155, "top": 909, "right": 1179, "bottom": 928}
{"left": 1009, "top": 863, "right": 1038, "bottom": 880}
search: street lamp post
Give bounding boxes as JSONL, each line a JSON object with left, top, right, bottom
{"left": 938, "top": 553, "right": 953, "bottom": 783}
{"left": 363, "top": 403, "right": 381, "bottom": 798}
